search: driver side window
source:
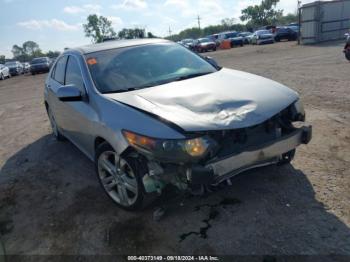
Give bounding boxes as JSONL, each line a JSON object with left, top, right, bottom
{"left": 65, "top": 56, "right": 85, "bottom": 93}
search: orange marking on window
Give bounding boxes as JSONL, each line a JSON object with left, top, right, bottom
{"left": 87, "top": 58, "right": 97, "bottom": 65}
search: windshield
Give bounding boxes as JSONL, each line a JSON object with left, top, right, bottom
{"left": 85, "top": 43, "right": 217, "bottom": 94}
{"left": 257, "top": 30, "right": 270, "bottom": 35}
{"left": 198, "top": 38, "right": 211, "bottom": 43}
{"left": 226, "top": 32, "right": 238, "bottom": 38}
{"left": 5, "top": 62, "right": 16, "bottom": 66}
{"left": 31, "top": 58, "right": 47, "bottom": 64}
{"left": 182, "top": 39, "right": 193, "bottom": 44}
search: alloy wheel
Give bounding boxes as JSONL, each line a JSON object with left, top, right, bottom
{"left": 97, "top": 151, "right": 139, "bottom": 207}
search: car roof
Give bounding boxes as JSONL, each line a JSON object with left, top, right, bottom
{"left": 71, "top": 38, "right": 170, "bottom": 55}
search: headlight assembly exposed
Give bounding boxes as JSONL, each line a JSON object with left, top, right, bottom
{"left": 290, "top": 99, "right": 305, "bottom": 121}
{"left": 122, "top": 130, "right": 212, "bottom": 162}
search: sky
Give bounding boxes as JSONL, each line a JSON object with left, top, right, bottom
{"left": 0, "top": 0, "right": 315, "bottom": 58}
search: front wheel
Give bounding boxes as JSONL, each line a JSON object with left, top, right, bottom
{"left": 47, "top": 106, "right": 65, "bottom": 141}
{"left": 96, "top": 143, "right": 148, "bottom": 210}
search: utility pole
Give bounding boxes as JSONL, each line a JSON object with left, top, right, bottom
{"left": 298, "top": 0, "right": 301, "bottom": 45}
{"left": 168, "top": 26, "right": 172, "bottom": 39}
{"left": 197, "top": 15, "right": 201, "bottom": 30}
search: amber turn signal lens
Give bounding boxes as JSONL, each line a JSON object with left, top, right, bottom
{"left": 123, "top": 130, "right": 156, "bottom": 150}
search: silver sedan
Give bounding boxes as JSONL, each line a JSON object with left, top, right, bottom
{"left": 45, "top": 39, "right": 311, "bottom": 210}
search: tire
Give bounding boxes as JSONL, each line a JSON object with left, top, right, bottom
{"left": 47, "top": 106, "right": 65, "bottom": 141}
{"left": 0, "top": 73, "right": 4, "bottom": 80}
{"left": 278, "top": 149, "right": 296, "bottom": 165}
{"left": 213, "top": 47, "right": 217, "bottom": 51}
{"left": 95, "top": 142, "right": 148, "bottom": 211}
{"left": 345, "top": 49, "right": 350, "bottom": 61}
{"left": 32, "top": 72, "right": 35, "bottom": 75}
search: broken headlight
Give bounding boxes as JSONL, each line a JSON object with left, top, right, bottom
{"left": 290, "top": 99, "right": 305, "bottom": 121}
{"left": 122, "top": 130, "right": 212, "bottom": 162}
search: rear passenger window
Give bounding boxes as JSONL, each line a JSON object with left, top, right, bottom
{"left": 65, "top": 56, "right": 84, "bottom": 92}
{"left": 53, "top": 56, "right": 68, "bottom": 84}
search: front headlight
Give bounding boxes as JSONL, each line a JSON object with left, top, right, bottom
{"left": 122, "top": 130, "right": 212, "bottom": 162}
{"left": 290, "top": 99, "right": 305, "bottom": 121}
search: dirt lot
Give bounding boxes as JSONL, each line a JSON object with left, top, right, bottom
{"left": 0, "top": 41, "right": 350, "bottom": 257}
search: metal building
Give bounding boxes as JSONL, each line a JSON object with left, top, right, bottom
{"left": 301, "top": 0, "right": 350, "bottom": 44}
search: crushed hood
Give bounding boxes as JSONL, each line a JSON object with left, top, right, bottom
{"left": 105, "top": 68, "right": 299, "bottom": 132}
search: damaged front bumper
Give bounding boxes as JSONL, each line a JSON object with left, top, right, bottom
{"left": 186, "top": 125, "right": 312, "bottom": 186}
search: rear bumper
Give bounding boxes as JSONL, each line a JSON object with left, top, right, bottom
{"left": 189, "top": 125, "right": 312, "bottom": 185}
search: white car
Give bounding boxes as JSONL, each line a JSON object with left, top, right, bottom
{"left": 0, "top": 64, "right": 11, "bottom": 80}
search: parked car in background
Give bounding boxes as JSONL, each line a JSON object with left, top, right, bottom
{"left": 287, "top": 25, "right": 299, "bottom": 33}
{"left": 22, "top": 62, "right": 30, "bottom": 73}
{"left": 4, "top": 61, "right": 23, "bottom": 76}
{"left": 238, "top": 32, "right": 253, "bottom": 44}
{"left": 30, "top": 57, "right": 51, "bottom": 75}
{"left": 179, "top": 39, "right": 195, "bottom": 50}
{"left": 274, "top": 27, "right": 298, "bottom": 41}
{"left": 251, "top": 30, "right": 275, "bottom": 45}
{"left": 194, "top": 38, "right": 217, "bottom": 52}
{"left": 44, "top": 38, "right": 311, "bottom": 210}
{"left": 206, "top": 34, "right": 220, "bottom": 46}
{"left": 218, "top": 31, "right": 244, "bottom": 47}
{"left": 0, "top": 64, "right": 11, "bottom": 80}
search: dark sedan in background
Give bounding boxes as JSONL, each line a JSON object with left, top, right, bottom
{"left": 218, "top": 31, "right": 244, "bottom": 47}
{"left": 30, "top": 57, "right": 51, "bottom": 75}
{"left": 274, "top": 27, "right": 298, "bottom": 41}
{"left": 4, "top": 61, "right": 23, "bottom": 76}
{"left": 194, "top": 38, "right": 217, "bottom": 52}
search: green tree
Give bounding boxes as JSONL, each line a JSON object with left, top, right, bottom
{"left": 11, "top": 41, "right": 44, "bottom": 62}
{"left": 11, "top": 45, "right": 24, "bottom": 58}
{"left": 275, "top": 13, "right": 298, "bottom": 25}
{"left": 83, "top": 14, "right": 117, "bottom": 43}
{"left": 23, "top": 41, "right": 41, "bottom": 57}
{"left": 147, "top": 32, "right": 156, "bottom": 38}
{"left": 46, "top": 50, "right": 61, "bottom": 58}
{"left": 240, "top": 0, "right": 283, "bottom": 27}
{"left": 118, "top": 28, "right": 146, "bottom": 39}
{"left": 0, "top": 55, "right": 5, "bottom": 64}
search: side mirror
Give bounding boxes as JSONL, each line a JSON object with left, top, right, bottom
{"left": 204, "top": 56, "right": 220, "bottom": 69}
{"left": 57, "top": 85, "right": 82, "bottom": 102}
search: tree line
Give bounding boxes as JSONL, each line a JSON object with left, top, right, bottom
{"left": 83, "top": 14, "right": 156, "bottom": 43}
{"left": 0, "top": 41, "right": 61, "bottom": 63}
{"left": 169, "top": 0, "right": 297, "bottom": 41}
{"left": 0, "top": 0, "right": 297, "bottom": 63}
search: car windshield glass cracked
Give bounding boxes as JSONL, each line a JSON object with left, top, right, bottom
{"left": 85, "top": 43, "right": 217, "bottom": 94}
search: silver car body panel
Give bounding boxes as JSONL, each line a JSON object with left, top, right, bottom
{"left": 45, "top": 39, "right": 308, "bottom": 194}
{"left": 105, "top": 68, "right": 299, "bottom": 132}
{"left": 208, "top": 128, "right": 305, "bottom": 183}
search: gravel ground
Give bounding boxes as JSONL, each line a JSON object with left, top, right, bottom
{"left": 0, "top": 41, "right": 349, "bottom": 257}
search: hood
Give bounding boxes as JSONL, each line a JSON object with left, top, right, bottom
{"left": 105, "top": 68, "right": 299, "bottom": 132}
{"left": 259, "top": 33, "right": 273, "bottom": 38}
{"left": 200, "top": 42, "right": 215, "bottom": 46}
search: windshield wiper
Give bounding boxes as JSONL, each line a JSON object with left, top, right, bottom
{"left": 173, "top": 72, "right": 213, "bottom": 81}
{"left": 102, "top": 87, "right": 137, "bottom": 94}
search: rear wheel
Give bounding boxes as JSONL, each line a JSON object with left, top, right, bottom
{"left": 96, "top": 143, "right": 148, "bottom": 210}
